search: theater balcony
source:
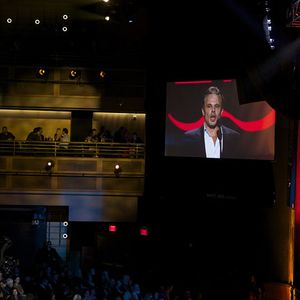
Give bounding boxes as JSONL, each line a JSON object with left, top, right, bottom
{"left": 0, "top": 142, "right": 145, "bottom": 222}
{"left": 0, "top": 64, "right": 146, "bottom": 223}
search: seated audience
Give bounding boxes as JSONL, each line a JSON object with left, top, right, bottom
{"left": 130, "top": 132, "right": 143, "bottom": 144}
{"left": 113, "top": 126, "right": 130, "bottom": 143}
{"left": 85, "top": 129, "right": 98, "bottom": 143}
{"left": 98, "top": 126, "right": 112, "bottom": 142}
{"left": 13, "top": 277, "right": 24, "bottom": 296}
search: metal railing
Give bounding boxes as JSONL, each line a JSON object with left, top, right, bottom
{"left": 0, "top": 140, "right": 145, "bottom": 158}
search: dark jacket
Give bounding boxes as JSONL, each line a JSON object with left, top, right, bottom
{"left": 180, "top": 125, "right": 240, "bottom": 158}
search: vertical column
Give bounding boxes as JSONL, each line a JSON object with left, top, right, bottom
{"left": 71, "top": 111, "right": 93, "bottom": 142}
{"left": 294, "top": 121, "right": 300, "bottom": 287}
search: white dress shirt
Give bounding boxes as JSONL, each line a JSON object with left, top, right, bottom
{"left": 204, "top": 125, "right": 223, "bottom": 158}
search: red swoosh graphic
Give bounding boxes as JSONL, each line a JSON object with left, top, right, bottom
{"left": 174, "top": 79, "right": 233, "bottom": 85}
{"left": 167, "top": 109, "right": 276, "bottom": 132}
{"left": 168, "top": 114, "right": 204, "bottom": 131}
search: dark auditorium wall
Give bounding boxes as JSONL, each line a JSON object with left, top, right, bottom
{"left": 143, "top": 109, "right": 294, "bottom": 285}
{"left": 142, "top": 0, "right": 296, "bottom": 287}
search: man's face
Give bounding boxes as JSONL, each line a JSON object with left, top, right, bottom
{"left": 202, "top": 93, "right": 223, "bottom": 129}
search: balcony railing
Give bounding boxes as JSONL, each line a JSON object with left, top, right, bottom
{"left": 0, "top": 140, "right": 145, "bottom": 158}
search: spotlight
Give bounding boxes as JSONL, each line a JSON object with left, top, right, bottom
{"left": 32, "top": 219, "right": 39, "bottom": 226}
{"left": 34, "top": 19, "right": 40, "bottom": 25}
{"left": 36, "top": 68, "right": 49, "bottom": 79}
{"left": 62, "top": 14, "right": 69, "bottom": 20}
{"left": 99, "top": 70, "right": 106, "bottom": 79}
{"left": 63, "top": 221, "right": 69, "bottom": 227}
{"left": 69, "top": 69, "right": 81, "bottom": 80}
{"left": 6, "top": 18, "right": 12, "bottom": 24}
{"left": 114, "top": 164, "right": 121, "bottom": 177}
{"left": 62, "top": 26, "right": 68, "bottom": 32}
{"left": 45, "top": 160, "right": 55, "bottom": 172}
{"left": 62, "top": 233, "right": 68, "bottom": 239}
{"left": 38, "top": 69, "right": 46, "bottom": 76}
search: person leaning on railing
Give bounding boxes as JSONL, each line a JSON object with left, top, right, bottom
{"left": 59, "top": 128, "right": 70, "bottom": 149}
{"left": 26, "top": 127, "right": 43, "bottom": 142}
{"left": 53, "top": 128, "right": 62, "bottom": 142}
{"left": 0, "top": 126, "right": 15, "bottom": 141}
{"left": 0, "top": 126, "right": 16, "bottom": 155}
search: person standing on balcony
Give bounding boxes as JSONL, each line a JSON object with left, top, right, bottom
{"left": 26, "top": 127, "right": 43, "bottom": 141}
{"left": 130, "top": 132, "right": 143, "bottom": 144}
{"left": 59, "top": 128, "right": 70, "bottom": 149}
{"left": 0, "top": 126, "right": 15, "bottom": 141}
{"left": 85, "top": 128, "right": 98, "bottom": 143}
{"left": 53, "top": 128, "right": 62, "bottom": 142}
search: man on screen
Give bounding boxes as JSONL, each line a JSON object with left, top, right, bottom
{"left": 183, "top": 86, "right": 240, "bottom": 158}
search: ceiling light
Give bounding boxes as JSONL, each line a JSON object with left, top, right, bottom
{"left": 62, "top": 26, "right": 68, "bottom": 32}
{"left": 62, "top": 14, "right": 69, "bottom": 20}
{"left": 105, "top": 16, "right": 110, "bottom": 21}
{"left": 34, "top": 19, "right": 40, "bottom": 25}
{"left": 6, "top": 18, "right": 12, "bottom": 24}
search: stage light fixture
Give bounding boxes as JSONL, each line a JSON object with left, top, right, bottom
{"left": 114, "top": 164, "right": 121, "bottom": 177}
{"left": 45, "top": 160, "right": 55, "bottom": 172}
{"left": 69, "top": 69, "right": 81, "bottom": 80}
{"left": 99, "top": 70, "right": 106, "bottom": 79}
{"left": 36, "top": 68, "right": 49, "bottom": 79}
{"left": 32, "top": 219, "right": 39, "bottom": 226}
{"left": 38, "top": 69, "right": 46, "bottom": 76}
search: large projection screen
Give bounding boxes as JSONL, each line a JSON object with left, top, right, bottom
{"left": 165, "top": 79, "right": 275, "bottom": 160}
